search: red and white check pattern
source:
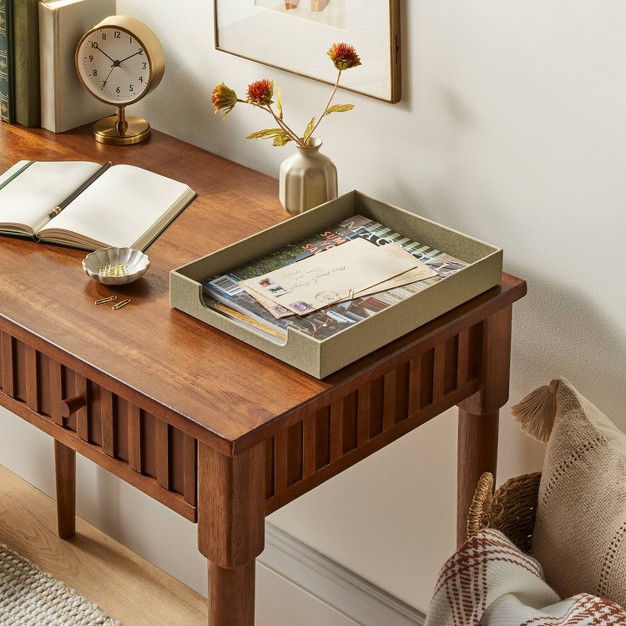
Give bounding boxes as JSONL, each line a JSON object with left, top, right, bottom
{"left": 425, "top": 529, "right": 626, "bottom": 626}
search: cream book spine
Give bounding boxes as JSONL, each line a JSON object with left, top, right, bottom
{"left": 39, "top": 0, "right": 116, "bottom": 133}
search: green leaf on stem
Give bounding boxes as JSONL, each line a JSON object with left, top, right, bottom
{"left": 246, "top": 128, "right": 287, "bottom": 139}
{"left": 303, "top": 117, "right": 316, "bottom": 143}
{"left": 246, "top": 128, "right": 292, "bottom": 146}
{"left": 276, "top": 86, "right": 283, "bottom": 120}
{"left": 272, "top": 132, "right": 292, "bottom": 146}
{"left": 325, "top": 104, "right": 355, "bottom": 114}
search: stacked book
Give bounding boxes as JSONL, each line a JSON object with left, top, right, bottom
{"left": 202, "top": 215, "right": 467, "bottom": 343}
{"left": 0, "top": 0, "right": 115, "bottom": 130}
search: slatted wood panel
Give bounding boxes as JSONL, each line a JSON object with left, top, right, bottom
{"left": 0, "top": 333, "right": 197, "bottom": 518}
{"left": 264, "top": 321, "right": 483, "bottom": 514}
{"left": 1, "top": 331, "right": 16, "bottom": 398}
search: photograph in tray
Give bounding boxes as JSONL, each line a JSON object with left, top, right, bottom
{"left": 202, "top": 215, "right": 467, "bottom": 342}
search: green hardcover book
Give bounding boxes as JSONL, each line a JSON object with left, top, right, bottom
{"left": 0, "top": 0, "right": 15, "bottom": 123}
{"left": 12, "top": 0, "right": 40, "bottom": 127}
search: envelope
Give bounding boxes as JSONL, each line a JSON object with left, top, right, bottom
{"left": 242, "top": 262, "right": 438, "bottom": 318}
{"left": 241, "top": 238, "right": 430, "bottom": 315}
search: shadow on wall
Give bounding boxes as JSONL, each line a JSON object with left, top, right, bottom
{"left": 141, "top": 50, "right": 215, "bottom": 146}
{"left": 508, "top": 263, "right": 626, "bottom": 428}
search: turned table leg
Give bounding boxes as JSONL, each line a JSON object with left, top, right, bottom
{"left": 456, "top": 305, "right": 513, "bottom": 546}
{"left": 457, "top": 409, "right": 499, "bottom": 546}
{"left": 209, "top": 561, "right": 256, "bottom": 625}
{"left": 54, "top": 440, "right": 76, "bottom": 539}
{"left": 198, "top": 441, "right": 265, "bottom": 626}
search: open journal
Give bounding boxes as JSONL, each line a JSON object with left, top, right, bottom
{"left": 0, "top": 160, "right": 197, "bottom": 250}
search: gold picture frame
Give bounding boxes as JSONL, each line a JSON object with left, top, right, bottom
{"left": 214, "top": 0, "right": 401, "bottom": 103}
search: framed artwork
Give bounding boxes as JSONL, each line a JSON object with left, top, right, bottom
{"left": 214, "top": 1, "right": 401, "bottom": 103}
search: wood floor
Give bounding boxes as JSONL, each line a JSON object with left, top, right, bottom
{"left": 0, "top": 464, "right": 207, "bottom": 625}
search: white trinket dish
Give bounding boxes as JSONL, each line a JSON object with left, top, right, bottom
{"left": 83, "top": 247, "right": 150, "bottom": 285}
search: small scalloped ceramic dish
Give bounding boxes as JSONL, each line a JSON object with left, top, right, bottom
{"left": 83, "top": 247, "right": 150, "bottom": 285}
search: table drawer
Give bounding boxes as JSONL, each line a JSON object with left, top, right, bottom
{"left": 0, "top": 330, "right": 197, "bottom": 522}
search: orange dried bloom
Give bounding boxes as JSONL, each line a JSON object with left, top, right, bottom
{"left": 210, "top": 43, "right": 361, "bottom": 148}
{"left": 246, "top": 79, "right": 274, "bottom": 105}
{"left": 211, "top": 82, "right": 238, "bottom": 115}
{"left": 327, "top": 43, "right": 361, "bottom": 71}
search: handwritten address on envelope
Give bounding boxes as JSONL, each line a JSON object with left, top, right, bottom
{"left": 241, "top": 238, "right": 434, "bottom": 315}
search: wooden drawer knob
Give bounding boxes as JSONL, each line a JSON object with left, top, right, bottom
{"left": 60, "top": 395, "right": 86, "bottom": 418}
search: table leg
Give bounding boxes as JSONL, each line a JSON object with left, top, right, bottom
{"left": 54, "top": 439, "right": 76, "bottom": 539}
{"left": 457, "top": 410, "right": 499, "bottom": 546}
{"left": 209, "top": 561, "right": 256, "bottom": 625}
{"left": 456, "top": 305, "right": 513, "bottom": 546}
{"left": 197, "top": 441, "right": 265, "bottom": 626}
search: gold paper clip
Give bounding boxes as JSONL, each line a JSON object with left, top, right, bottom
{"left": 112, "top": 299, "right": 131, "bottom": 310}
{"left": 95, "top": 296, "right": 117, "bottom": 305}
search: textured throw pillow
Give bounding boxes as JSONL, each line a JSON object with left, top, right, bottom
{"left": 512, "top": 378, "right": 626, "bottom": 608}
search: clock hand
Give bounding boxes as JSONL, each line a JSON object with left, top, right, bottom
{"left": 93, "top": 42, "right": 118, "bottom": 65}
{"left": 118, "top": 50, "right": 143, "bottom": 65}
{"left": 101, "top": 65, "right": 116, "bottom": 88}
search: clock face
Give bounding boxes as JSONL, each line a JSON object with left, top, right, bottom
{"left": 76, "top": 26, "right": 152, "bottom": 105}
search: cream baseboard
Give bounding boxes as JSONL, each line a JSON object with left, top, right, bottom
{"left": 261, "top": 523, "right": 425, "bottom": 626}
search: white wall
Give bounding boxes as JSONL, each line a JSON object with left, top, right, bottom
{"left": 3, "top": 0, "right": 626, "bottom": 617}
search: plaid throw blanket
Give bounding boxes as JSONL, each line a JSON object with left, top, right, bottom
{"left": 425, "top": 529, "right": 626, "bottom": 626}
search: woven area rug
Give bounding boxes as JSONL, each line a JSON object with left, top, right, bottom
{"left": 0, "top": 543, "right": 120, "bottom": 625}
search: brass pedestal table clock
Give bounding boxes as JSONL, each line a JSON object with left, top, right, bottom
{"left": 75, "top": 15, "right": 165, "bottom": 145}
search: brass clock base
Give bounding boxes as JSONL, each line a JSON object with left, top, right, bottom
{"left": 93, "top": 114, "right": 151, "bottom": 145}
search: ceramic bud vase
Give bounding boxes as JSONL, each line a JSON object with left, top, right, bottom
{"left": 279, "top": 137, "right": 338, "bottom": 217}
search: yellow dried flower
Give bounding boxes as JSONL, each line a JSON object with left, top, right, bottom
{"left": 211, "top": 82, "right": 238, "bottom": 115}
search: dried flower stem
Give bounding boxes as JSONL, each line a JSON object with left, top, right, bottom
{"left": 211, "top": 43, "right": 361, "bottom": 148}
{"left": 241, "top": 99, "right": 308, "bottom": 147}
{"left": 307, "top": 70, "right": 342, "bottom": 143}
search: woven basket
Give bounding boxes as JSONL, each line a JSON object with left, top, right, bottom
{"left": 467, "top": 471, "right": 542, "bottom": 554}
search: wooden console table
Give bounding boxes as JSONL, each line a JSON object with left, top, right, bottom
{"left": 0, "top": 123, "right": 526, "bottom": 625}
